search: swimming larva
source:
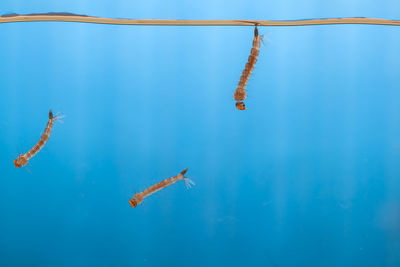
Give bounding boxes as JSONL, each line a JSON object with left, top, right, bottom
{"left": 129, "top": 169, "right": 195, "bottom": 208}
{"left": 234, "top": 26, "right": 263, "bottom": 110}
{"left": 14, "top": 110, "right": 63, "bottom": 168}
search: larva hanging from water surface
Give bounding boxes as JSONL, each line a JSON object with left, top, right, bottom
{"left": 129, "top": 169, "right": 195, "bottom": 208}
{"left": 14, "top": 110, "right": 63, "bottom": 168}
{"left": 234, "top": 26, "right": 263, "bottom": 110}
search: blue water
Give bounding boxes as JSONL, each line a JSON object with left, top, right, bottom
{"left": 1, "top": 1, "right": 400, "bottom": 266}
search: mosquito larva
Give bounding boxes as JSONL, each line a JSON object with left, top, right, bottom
{"left": 14, "top": 110, "right": 63, "bottom": 168}
{"left": 129, "top": 168, "right": 195, "bottom": 208}
{"left": 234, "top": 26, "right": 263, "bottom": 110}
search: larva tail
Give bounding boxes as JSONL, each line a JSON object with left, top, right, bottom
{"left": 49, "top": 110, "right": 65, "bottom": 122}
{"left": 179, "top": 168, "right": 195, "bottom": 189}
{"left": 180, "top": 168, "right": 188, "bottom": 176}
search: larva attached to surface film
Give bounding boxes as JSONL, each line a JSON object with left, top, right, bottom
{"left": 234, "top": 26, "right": 263, "bottom": 110}
{"left": 14, "top": 110, "right": 63, "bottom": 168}
{"left": 129, "top": 168, "right": 195, "bottom": 208}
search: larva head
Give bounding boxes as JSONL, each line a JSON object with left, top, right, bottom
{"left": 129, "top": 198, "right": 138, "bottom": 208}
{"left": 235, "top": 102, "right": 246, "bottom": 110}
{"left": 129, "top": 193, "right": 144, "bottom": 208}
{"left": 13, "top": 154, "right": 28, "bottom": 168}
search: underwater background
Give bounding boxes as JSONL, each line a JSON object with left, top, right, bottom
{"left": 1, "top": 0, "right": 400, "bottom": 266}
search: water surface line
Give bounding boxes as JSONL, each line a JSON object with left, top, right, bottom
{"left": 1, "top": 13, "right": 400, "bottom": 26}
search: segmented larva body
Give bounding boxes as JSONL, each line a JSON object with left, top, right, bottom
{"left": 234, "top": 26, "right": 263, "bottom": 110}
{"left": 14, "top": 110, "right": 61, "bottom": 168}
{"left": 129, "top": 168, "right": 195, "bottom": 208}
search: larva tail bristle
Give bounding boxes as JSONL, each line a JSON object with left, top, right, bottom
{"left": 259, "top": 34, "right": 265, "bottom": 46}
{"left": 183, "top": 177, "right": 195, "bottom": 189}
{"left": 54, "top": 112, "right": 66, "bottom": 123}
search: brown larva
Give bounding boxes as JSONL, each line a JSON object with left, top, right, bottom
{"left": 14, "top": 110, "right": 63, "bottom": 168}
{"left": 129, "top": 169, "right": 195, "bottom": 208}
{"left": 234, "top": 26, "right": 263, "bottom": 110}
